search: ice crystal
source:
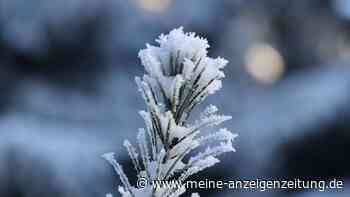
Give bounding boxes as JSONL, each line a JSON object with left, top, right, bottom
{"left": 103, "top": 27, "right": 237, "bottom": 197}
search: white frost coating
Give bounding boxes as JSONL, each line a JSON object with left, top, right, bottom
{"left": 179, "top": 156, "right": 220, "bottom": 182}
{"left": 101, "top": 153, "right": 133, "bottom": 194}
{"left": 103, "top": 27, "right": 237, "bottom": 197}
{"left": 118, "top": 186, "right": 133, "bottom": 197}
{"left": 138, "top": 27, "right": 228, "bottom": 121}
{"left": 101, "top": 152, "right": 115, "bottom": 163}
{"left": 124, "top": 140, "right": 141, "bottom": 173}
{"left": 197, "top": 128, "right": 238, "bottom": 145}
{"left": 200, "top": 104, "right": 218, "bottom": 118}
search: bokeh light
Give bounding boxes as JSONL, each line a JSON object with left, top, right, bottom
{"left": 244, "top": 43, "right": 285, "bottom": 84}
{"left": 135, "top": 0, "right": 171, "bottom": 13}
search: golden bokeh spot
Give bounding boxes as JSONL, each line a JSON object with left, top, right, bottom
{"left": 136, "top": 0, "right": 171, "bottom": 14}
{"left": 244, "top": 43, "right": 285, "bottom": 84}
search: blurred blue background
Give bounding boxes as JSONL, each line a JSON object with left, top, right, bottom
{"left": 0, "top": 0, "right": 349, "bottom": 197}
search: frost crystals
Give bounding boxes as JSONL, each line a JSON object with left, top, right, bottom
{"left": 103, "top": 27, "right": 237, "bottom": 197}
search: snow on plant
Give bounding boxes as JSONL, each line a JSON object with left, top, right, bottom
{"left": 102, "top": 27, "right": 237, "bottom": 197}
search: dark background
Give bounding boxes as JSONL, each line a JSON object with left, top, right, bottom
{"left": 0, "top": 0, "right": 349, "bottom": 197}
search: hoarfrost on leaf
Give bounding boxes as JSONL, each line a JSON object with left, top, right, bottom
{"left": 103, "top": 27, "right": 237, "bottom": 197}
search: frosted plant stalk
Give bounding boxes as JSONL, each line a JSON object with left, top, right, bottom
{"left": 102, "top": 27, "right": 237, "bottom": 197}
